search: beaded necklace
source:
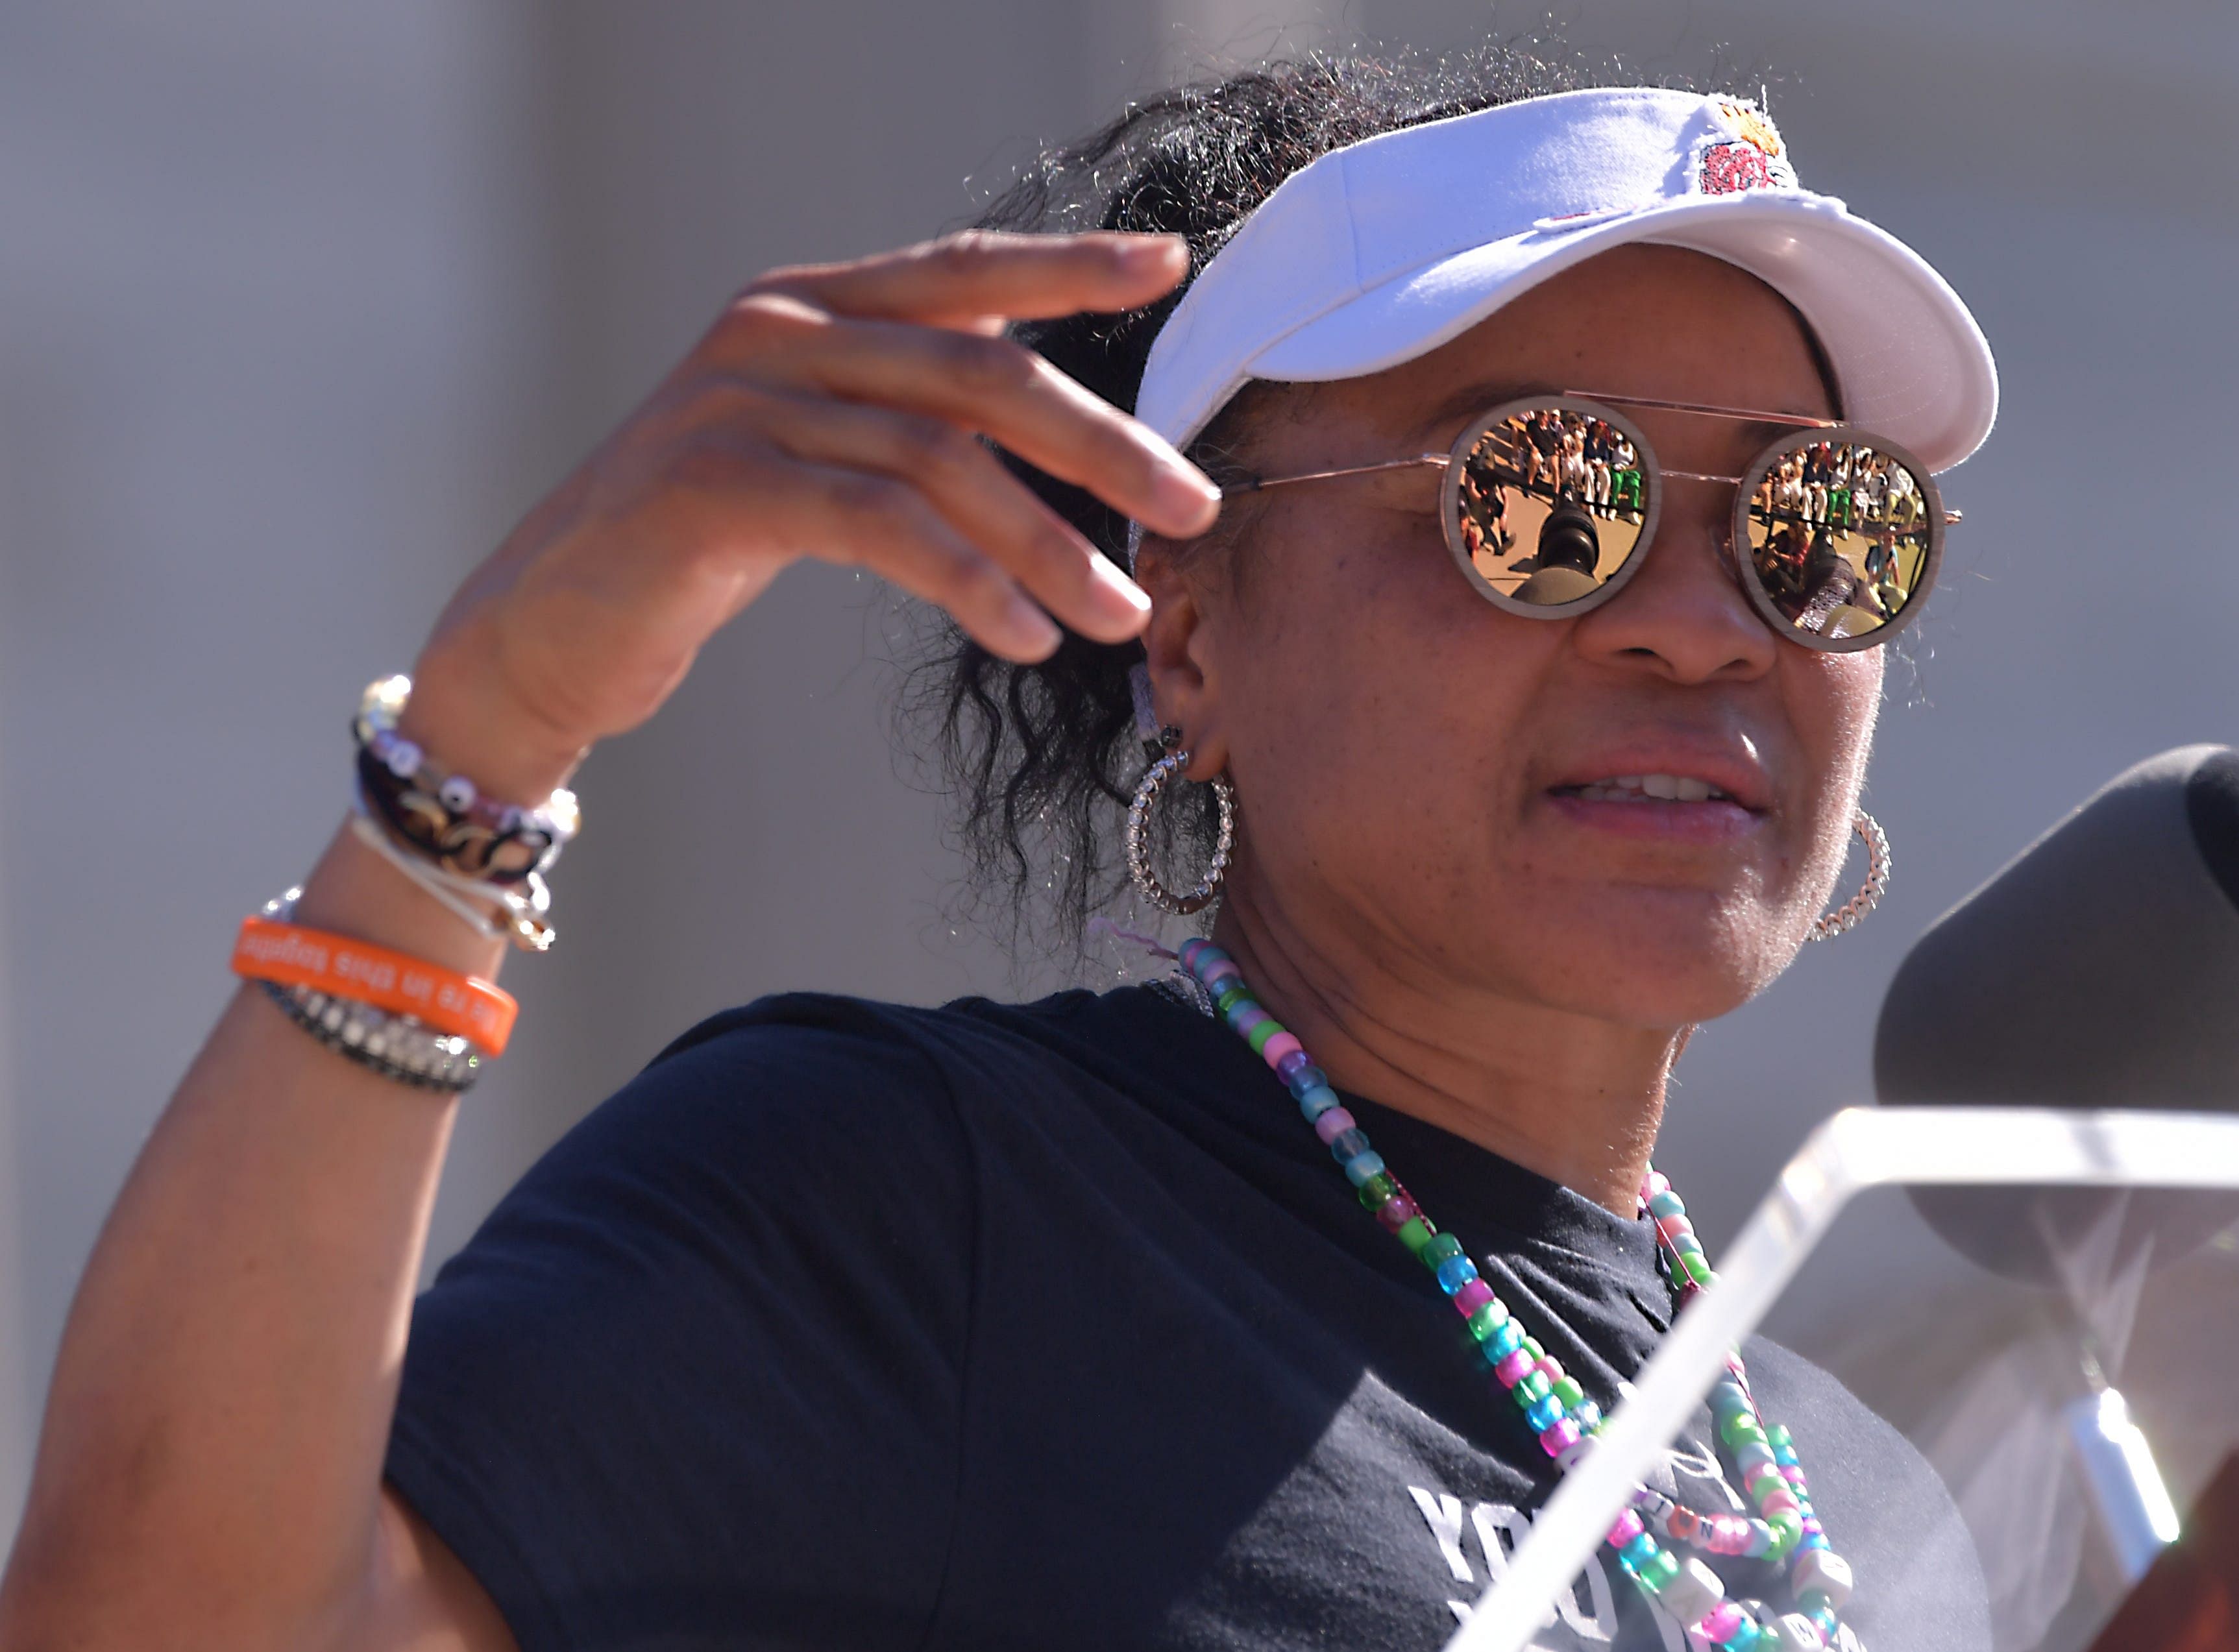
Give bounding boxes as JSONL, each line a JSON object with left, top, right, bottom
{"left": 1172, "top": 937, "right": 1855, "bottom": 1651}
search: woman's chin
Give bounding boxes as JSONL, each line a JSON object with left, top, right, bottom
{"left": 1444, "top": 892, "right": 1804, "bottom": 1027}
{"left": 1602, "top": 969, "right": 1764, "bottom": 1029}
{"left": 1609, "top": 930, "right": 1805, "bottom": 1026}
{"left": 1524, "top": 953, "right": 1760, "bottom": 1028}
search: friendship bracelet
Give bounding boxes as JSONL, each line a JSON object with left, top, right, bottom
{"left": 232, "top": 910, "right": 518, "bottom": 1056}
{"left": 353, "top": 675, "right": 580, "bottom": 887}
{"left": 347, "top": 803, "right": 556, "bottom": 952}
{"left": 258, "top": 980, "right": 482, "bottom": 1093}
{"left": 347, "top": 807, "right": 509, "bottom": 944}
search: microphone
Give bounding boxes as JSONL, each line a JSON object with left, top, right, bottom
{"left": 1874, "top": 743, "right": 2239, "bottom": 1282}
{"left": 1872, "top": 746, "right": 2239, "bottom": 1585}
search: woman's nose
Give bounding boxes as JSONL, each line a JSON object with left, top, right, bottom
{"left": 1569, "top": 484, "right": 1779, "bottom": 684}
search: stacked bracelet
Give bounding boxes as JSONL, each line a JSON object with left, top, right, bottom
{"left": 347, "top": 803, "right": 555, "bottom": 952}
{"left": 234, "top": 674, "right": 562, "bottom": 1090}
{"left": 258, "top": 980, "right": 482, "bottom": 1093}
{"left": 352, "top": 674, "right": 576, "bottom": 951}
{"left": 232, "top": 904, "right": 517, "bottom": 1051}
{"left": 233, "top": 893, "right": 516, "bottom": 1093}
{"left": 354, "top": 674, "right": 578, "bottom": 885}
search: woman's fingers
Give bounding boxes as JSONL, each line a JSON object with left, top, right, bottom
{"left": 729, "top": 386, "right": 1149, "bottom": 644}
{"left": 753, "top": 230, "right": 1189, "bottom": 328}
{"left": 751, "top": 456, "right": 1066, "bottom": 661}
{"left": 406, "top": 228, "right": 1211, "bottom": 766}
{"left": 716, "top": 303, "right": 1219, "bottom": 539}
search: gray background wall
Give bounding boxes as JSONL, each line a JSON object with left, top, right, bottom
{"left": 1, "top": 0, "right": 2233, "bottom": 1547}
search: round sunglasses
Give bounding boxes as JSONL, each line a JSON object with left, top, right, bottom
{"left": 1221, "top": 393, "right": 1960, "bottom": 652}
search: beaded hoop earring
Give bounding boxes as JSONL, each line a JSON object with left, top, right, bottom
{"left": 1811, "top": 810, "right": 1890, "bottom": 941}
{"left": 1125, "top": 742, "right": 1238, "bottom": 916}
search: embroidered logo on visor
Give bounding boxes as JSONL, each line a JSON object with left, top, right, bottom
{"left": 1700, "top": 141, "right": 1778, "bottom": 195}
{"left": 1694, "top": 100, "right": 1800, "bottom": 197}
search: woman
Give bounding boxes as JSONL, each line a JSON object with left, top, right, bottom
{"left": 0, "top": 58, "right": 1992, "bottom": 1652}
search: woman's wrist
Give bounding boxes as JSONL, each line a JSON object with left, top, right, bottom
{"left": 395, "top": 645, "right": 588, "bottom": 809}
{"left": 288, "top": 652, "right": 589, "bottom": 981}
{"left": 289, "top": 821, "right": 513, "bottom": 980}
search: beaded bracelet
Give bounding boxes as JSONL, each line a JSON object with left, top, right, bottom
{"left": 353, "top": 675, "right": 579, "bottom": 888}
{"left": 258, "top": 979, "right": 482, "bottom": 1093}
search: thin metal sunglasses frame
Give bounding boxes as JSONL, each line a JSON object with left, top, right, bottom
{"left": 1217, "top": 389, "right": 1961, "bottom": 654}
{"left": 1221, "top": 389, "right": 1960, "bottom": 500}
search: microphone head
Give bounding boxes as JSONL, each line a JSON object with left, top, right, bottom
{"left": 1876, "top": 746, "right": 2239, "bottom": 1282}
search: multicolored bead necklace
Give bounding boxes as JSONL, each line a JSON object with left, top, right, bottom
{"left": 1174, "top": 937, "right": 1857, "bottom": 1651}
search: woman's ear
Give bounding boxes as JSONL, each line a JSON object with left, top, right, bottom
{"left": 1132, "top": 537, "right": 1229, "bottom": 782}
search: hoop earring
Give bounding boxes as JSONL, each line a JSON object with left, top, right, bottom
{"left": 1125, "top": 746, "right": 1237, "bottom": 916}
{"left": 1811, "top": 810, "right": 1890, "bottom": 941}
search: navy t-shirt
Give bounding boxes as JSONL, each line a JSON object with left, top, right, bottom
{"left": 385, "top": 986, "right": 1987, "bottom": 1650}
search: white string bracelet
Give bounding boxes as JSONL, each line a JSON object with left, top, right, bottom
{"left": 347, "top": 801, "right": 556, "bottom": 951}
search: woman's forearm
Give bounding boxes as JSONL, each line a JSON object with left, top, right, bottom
{"left": 0, "top": 818, "right": 510, "bottom": 1652}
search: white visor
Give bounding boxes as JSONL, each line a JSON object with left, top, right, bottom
{"left": 1132, "top": 86, "right": 1997, "bottom": 476}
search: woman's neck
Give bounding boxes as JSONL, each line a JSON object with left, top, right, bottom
{"left": 1207, "top": 890, "right": 1683, "bottom": 1217}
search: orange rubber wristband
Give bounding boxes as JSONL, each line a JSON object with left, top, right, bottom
{"left": 232, "top": 916, "right": 518, "bottom": 1056}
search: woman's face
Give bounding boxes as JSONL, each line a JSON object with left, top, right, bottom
{"left": 1142, "top": 244, "right": 1878, "bottom": 1028}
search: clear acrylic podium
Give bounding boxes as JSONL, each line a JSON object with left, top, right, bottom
{"left": 1449, "top": 1108, "right": 2239, "bottom": 1652}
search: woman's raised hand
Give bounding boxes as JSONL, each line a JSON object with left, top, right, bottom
{"left": 404, "top": 230, "right": 1218, "bottom": 799}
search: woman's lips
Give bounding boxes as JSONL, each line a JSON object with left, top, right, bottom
{"left": 1544, "top": 773, "right": 1765, "bottom": 840}
{"left": 1545, "top": 792, "right": 1762, "bottom": 839}
{"left": 1567, "top": 772, "right": 1730, "bottom": 803}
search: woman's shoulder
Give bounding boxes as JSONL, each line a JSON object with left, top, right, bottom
{"left": 448, "top": 985, "right": 1203, "bottom": 1290}
{"left": 425, "top": 992, "right": 1116, "bottom": 1306}
{"left": 644, "top": 983, "right": 1167, "bottom": 1092}
{"left": 591, "top": 983, "right": 1186, "bottom": 1163}
{"left": 582, "top": 982, "right": 1240, "bottom": 1199}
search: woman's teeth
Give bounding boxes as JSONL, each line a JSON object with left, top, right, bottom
{"left": 1567, "top": 773, "right": 1732, "bottom": 803}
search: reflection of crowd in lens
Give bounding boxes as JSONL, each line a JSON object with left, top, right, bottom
{"left": 1513, "top": 408, "right": 1644, "bottom": 522}
{"left": 1455, "top": 409, "right": 1645, "bottom": 601}
{"left": 1748, "top": 440, "right": 1927, "bottom": 636}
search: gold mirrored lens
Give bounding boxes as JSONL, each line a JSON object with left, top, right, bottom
{"left": 1743, "top": 438, "right": 1931, "bottom": 641}
{"left": 1454, "top": 407, "right": 1650, "bottom": 607}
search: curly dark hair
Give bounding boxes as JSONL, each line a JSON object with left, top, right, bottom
{"left": 909, "top": 46, "right": 1637, "bottom": 954}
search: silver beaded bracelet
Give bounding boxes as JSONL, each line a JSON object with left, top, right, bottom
{"left": 258, "top": 979, "right": 483, "bottom": 1094}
